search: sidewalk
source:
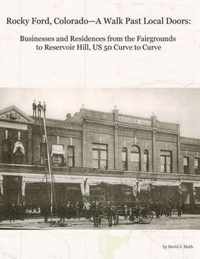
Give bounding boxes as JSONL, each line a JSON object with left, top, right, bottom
{"left": 0, "top": 214, "right": 199, "bottom": 229}
{"left": 0, "top": 217, "right": 93, "bottom": 229}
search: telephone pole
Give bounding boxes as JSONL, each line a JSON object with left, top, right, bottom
{"left": 32, "top": 100, "right": 54, "bottom": 218}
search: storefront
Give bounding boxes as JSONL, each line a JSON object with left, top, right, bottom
{"left": 150, "top": 181, "right": 180, "bottom": 207}
{"left": 89, "top": 183, "right": 134, "bottom": 202}
{"left": 3, "top": 175, "right": 22, "bottom": 205}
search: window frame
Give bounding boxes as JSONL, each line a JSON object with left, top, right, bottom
{"left": 194, "top": 157, "right": 200, "bottom": 174}
{"left": 160, "top": 150, "right": 172, "bottom": 173}
{"left": 67, "top": 145, "right": 75, "bottom": 168}
{"left": 122, "top": 147, "right": 128, "bottom": 171}
{"left": 51, "top": 144, "right": 65, "bottom": 167}
{"left": 144, "top": 149, "right": 149, "bottom": 172}
{"left": 130, "top": 145, "right": 141, "bottom": 171}
{"left": 183, "top": 156, "right": 189, "bottom": 174}
{"left": 92, "top": 143, "right": 108, "bottom": 170}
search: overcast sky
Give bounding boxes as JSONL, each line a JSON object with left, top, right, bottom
{"left": 0, "top": 88, "right": 199, "bottom": 138}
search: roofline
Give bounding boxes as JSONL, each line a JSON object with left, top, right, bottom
{"left": 0, "top": 105, "right": 34, "bottom": 123}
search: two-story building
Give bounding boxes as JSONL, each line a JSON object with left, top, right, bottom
{"left": 0, "top": 105, "right": 200, "bottom": 212}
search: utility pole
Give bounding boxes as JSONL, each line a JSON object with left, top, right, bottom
{"left": 42, "top": 105, "right": 54, "bottom": 218}
{"left": 32, "top": 100, "right": 54, "bottom": 219}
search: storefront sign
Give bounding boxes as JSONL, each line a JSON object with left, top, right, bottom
{"left": 51, "top": 144, "right": 65, "bottom": 156}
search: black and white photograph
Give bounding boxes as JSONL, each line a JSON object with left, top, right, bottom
{"left": 0, "top": 88, "right": 199, "bottom": 230}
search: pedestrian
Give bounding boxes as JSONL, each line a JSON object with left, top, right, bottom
{"left": 75, "top": 201, "right": 81, "bottom": 220}
{"left": 92, "top": 201, "right": 101, "bottom": 227}
{"left": 37, "top": 101, "right": 43, "bottom": 119}
{"left": 41, "top": 202, "right": 49, "bottom": 223}
{"left": 8, "top": 203, "right": 16, "bottom": 223}
{"left": 124, "top": 204, "right": 128, "bottom": 220}
{"left": 106, "top": 201, "right": 113, "bottom": 227}
{"left": 58, "top": 203, "right": 66, "bottom": 224}
{"left": 66, "top": 201, "right": 71, "bottom": 220}
{"left": 32, "top": 100, "right": 37, "bottom": 118}
{"left": 177, "top": 200, "right": 182, "bottom": 217}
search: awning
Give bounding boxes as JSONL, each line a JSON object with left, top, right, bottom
{"left": 51, "top": 144, "right": 65, "bottom": 156}
{"left": 87, "top": 177, "right": 136, "bottom": 187}
{"left": 152, "top": 181, "right": 179, "bottom": 187}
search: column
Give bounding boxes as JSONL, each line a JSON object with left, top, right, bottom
{"left": 27, "top": 126, "right": 33, "bottom": 164}
{"left": 0, "top": 175, "right": 3, "bottom": 195}
{"left": 177, "top": 125, "right": 181, "bottom": 173}
{"left": 82, "top": 122, "right": 87, "bottom": 167}
{"left": 22, "top": 180, "right": 26, "bottom": 197}
{"left": 85, "top": 182, "right": 90, "bottom": 196}
{"left": 151, "top": 115, "right": 157, "bottom": 173}
{"left": 113, "top": 107, "right": 119, "bottom": 170}
{"left": 191, "top": 183, "right": 195, "bottom": 212}
{"left": 152, "top": 129, "right": 157, "bottom": 173}
{"left": 80, "top": 182, "right": 85, "bottom": 196}
{"left": 21, "top": 178, "right": 26, "bottom": 204}
{"left": 114, "top": 125, "right": 119, "bottom": 170}
{"left": 80, "top": 178, "right": 90, "bottom": 196}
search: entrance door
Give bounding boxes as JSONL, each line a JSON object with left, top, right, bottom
{"left": 3, "top": 175, "right": 22, "bottom": 205}
{"left": 181, "top": 182, "right": 194, "bottom": 212}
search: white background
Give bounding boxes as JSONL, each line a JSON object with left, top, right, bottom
{"left": 0, "top": 0, "right": 200, "bottom": 258}
{"left": 0, "top": 0, "right": 200, "bottom": 88}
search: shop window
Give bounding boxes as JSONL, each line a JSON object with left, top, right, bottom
{"left": 122, "top": 147, "right": 128, "bottom": 171}
{"left": 183, "top": 156, "right": 189, "bottom": 174}
{"left": 130, "top": 145, "right": 141, "bottom": 171}
{"left": 67, "top": 146, "right": 75, "bottom": 167}
{"left": 160, "top": 150, "right": 172, "bottom": 173}
{"left": 51, "top": 144, "right": 65, "bottom": 166}
{"left": 144, "top": 149, "right": 149, "bottom": 172}
{"left": 194, "top": 158, "right": 200, "bottom": 174}
{"left": 92, "top": 143, "right": 108, "bottom": 169}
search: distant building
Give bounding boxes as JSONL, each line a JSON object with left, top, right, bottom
{"left": 0, "top": 105, "right": 200, "bottom": 212}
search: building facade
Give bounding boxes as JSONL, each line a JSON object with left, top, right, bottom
{"left": 0, "top": 105, "right": 200, "bottom": 212}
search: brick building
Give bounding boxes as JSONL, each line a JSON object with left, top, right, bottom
{"left": 0, "top": 105, "right": 200, "bottom": 212}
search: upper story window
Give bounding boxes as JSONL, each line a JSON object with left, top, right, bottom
{"left": 160, "top": 150, "right": 172, "bottom": 173}
{"left": 1, "top": 129, "right": 26, "bottom": 164}
{"left": 144, "top": 149, "right": 149, "bottom": 172}
{"left": 13, "top": 141, "right": 25, "bottom": 164}
{"left": 67, "top": 145, "right": 75, "bottom": 168}
{"left": 122, "top": 147, "right": 128, "bottom": 171}
{"left": 130, "top": 145, "right": 141, "bottom": 171}
{"left": 2, "top": 139, "right": 11, "bottom": 163}
{"left": 183, "top": 156, "right": 189, "bottom": 174}
{"left": 51, "top": 144, "right": 65, "bottom": 166}
{"left": 92, "top": 143, "right": 108, "bottom": 170}
{"left": 194, "top": 157, "right": 200, "bottom": 174}
{"left": 40, "top": 142, "right": 47, "bottom": 165}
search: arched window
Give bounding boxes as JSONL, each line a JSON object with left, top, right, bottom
{"left": 130, "top": 146, "right": 141, "bottom": 171}
{"left": 144, "top": 150, "right": 149, "bottom": 172}
{"left": 122, "top": 147, "right": 128, "bottom": 171}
